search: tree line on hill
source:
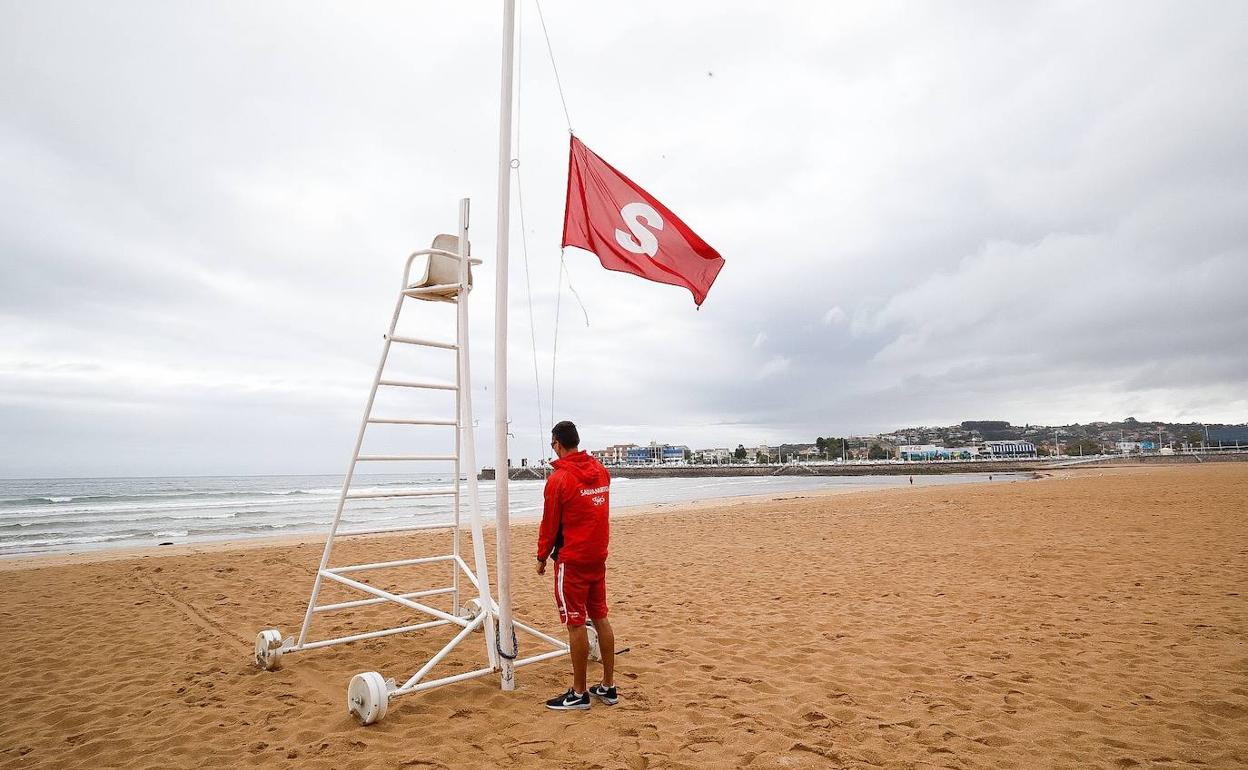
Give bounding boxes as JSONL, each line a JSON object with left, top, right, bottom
{"left": 678, "top": 417, "right": 1245, "bottom": 466}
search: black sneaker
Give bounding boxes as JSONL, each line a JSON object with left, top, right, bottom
{"left": 545, "top": 688, "right": 591, "bottom": 711}
{"left": 588, "top": 684, "right": 618, "bottom": 705}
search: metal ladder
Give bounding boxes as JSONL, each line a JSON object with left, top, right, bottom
{"left": 254, "top": 199, "right": 497, "bottom": 682}
{"left": 254, "top": 199, "right": 577, "bottom": 725}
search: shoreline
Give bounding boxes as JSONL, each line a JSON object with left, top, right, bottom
{"left": 0, "top": 470, "right": 1038, "bottom": 572}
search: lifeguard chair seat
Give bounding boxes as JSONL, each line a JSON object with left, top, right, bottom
{"left": 407, "top": 234, "right": 471, "bottom": 302}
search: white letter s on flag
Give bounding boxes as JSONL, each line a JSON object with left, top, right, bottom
{"left": 614, "top": 202, "right": 664, "bottom": 257}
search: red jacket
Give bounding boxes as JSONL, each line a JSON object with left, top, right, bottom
{"left": 537, "top": 450, "right": 611, "bottom": 565}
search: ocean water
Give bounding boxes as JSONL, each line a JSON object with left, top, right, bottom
{"left": 0, "top": 471, "right": 1027, "bottom": 557}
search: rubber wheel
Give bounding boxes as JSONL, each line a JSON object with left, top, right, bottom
{"left": 347, "top": 671, "right": 389, "bottom": 725}
{"left": 586, "top": 623, "right": 602, "bottom": 662}
{"left": 458, "top": 598, "right": 483, "bottom": 625}
{"left": 254, "top": 629, "right": 284, "bottom": 671}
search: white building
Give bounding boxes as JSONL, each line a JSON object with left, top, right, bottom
{"left": 693, "top": 448, "right": 732, "bottom": 464}
{"left": 898, "top": 445, "right": 981, "bottom": 460}
{"left": 981, "top": 440, "right": 1037, "bottom": 458}
{"left": 591, "top": 443, "right": 637, "bottom": 465}
{"left": 898, "top": 444, "right": 941, "bottom": 460}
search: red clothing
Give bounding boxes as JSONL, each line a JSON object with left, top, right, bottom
{"left": 553, "top": 561, "right": 607, "bottom": 627}
{"left": 536, "top": 450, "right": 611, "bottom": 565}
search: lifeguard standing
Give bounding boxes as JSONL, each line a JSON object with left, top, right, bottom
{"left": 536, "top": 421, "right": 618, "bottom": 710}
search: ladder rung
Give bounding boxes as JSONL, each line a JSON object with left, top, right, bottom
{"left": 404, "top": 284, "right": 461, "bottom": 297}
{"left": 335, "top": 523, "right": 460, "bottom": 537}
{"left": 378, "top": 379, "right": 458, "bottom": 391}
{"left": 325, "top": 554, "right": 456, "bottom": 573}
{"left": 368, "top": 417, "right": 457, "bottom": 426}
{"left": 386, "top": 333, "right": 457, "bottom": 350}
{"left": 345, "top": 489, "right": 456, "bottom": 500}
{"left": 313, "top": 586, "right": 457, "bottom": 613}
{"left": 356, "top": 454, "right": 457, "bottom": 462}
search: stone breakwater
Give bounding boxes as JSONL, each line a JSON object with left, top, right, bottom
{"left": 479, "top": 460, "right": 1048, "bottom": 481}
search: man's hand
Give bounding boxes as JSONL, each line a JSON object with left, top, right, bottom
{"left": 536, "top": 558, "right": 547, "bottom": 576}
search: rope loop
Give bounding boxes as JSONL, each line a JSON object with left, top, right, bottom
{"left": 496, "top": 625, "right": 519, "bottom": 661}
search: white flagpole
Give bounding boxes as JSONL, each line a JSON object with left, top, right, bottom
{"left": 493, "top": 0, "right": 518, "bottom": 691}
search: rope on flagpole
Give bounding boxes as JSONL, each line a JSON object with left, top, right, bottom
{"left": 514, "top": 0, "right": 549, "bottom": 464}
{"left": 535, "top": 0, "right": 573, "bottom": 134}
{"left": 548, "top": 247, "right": 589, "bottom": 426}
{"left": 559, "top": 252, "right": 590, "bottom": 327}
{"left": 513, "top": 0, "right": 588, "bottom": 461}
{"left": 515, "top": 0, "right": 588, "bottom": 438}
{"left": 550, "top": 257, "right": 564, "bottom": 427}
{"left": 514, "top": 168, "right": 547, "bottom": 464}
{"left": 529, "top": 0, "right": 588, "bottom": 329}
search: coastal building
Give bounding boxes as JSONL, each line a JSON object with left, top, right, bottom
{"left": 1209, "top": 426, "right": 1248, "bottom": 444}
{"left": 980, "top": 440, "right": 1037, "bottom": 458}
{"left": 591, "top": 443, "right": 637, "bottom": 465}
{"left": 776, "top": 443, "right": 819, "bottom": 461}
{"left": 898, "top": 445, "right": 980, "bottom": 461}
{"left": 749, "top": 444, "right": 773, "bottom": 463}
{"left": 620, "top": 442, "right": 689, "bottom": 465}
{"left": 625, "top": 446, "right": 655, "bottom": 464}
{"left": 898, "top": 444, "right": 939, "bottom": 460}
{"left": 693, "top": 448, "right": 731, "bottom": 464}
{"left": 663, "top": 445, "right": 690, "bottom": 464}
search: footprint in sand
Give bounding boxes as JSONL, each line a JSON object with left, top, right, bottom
{"left": 1053, "top": 696, "right": 1094, "bottom": 713}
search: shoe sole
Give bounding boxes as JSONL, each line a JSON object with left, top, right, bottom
{"left": 545, "top": 702, "right": 591, "bottom": 711}
{"left": 591, "top": 693, "right": 618, "bottom": 705}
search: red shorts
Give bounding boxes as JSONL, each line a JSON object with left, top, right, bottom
{"left": 554, "top": 561, "right": 607, "bottom": 628}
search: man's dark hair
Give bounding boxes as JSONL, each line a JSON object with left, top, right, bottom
{"left": 551, "top": 420, "right": 580, "bottom": 449}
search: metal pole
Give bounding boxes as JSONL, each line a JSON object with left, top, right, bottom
{"left": 457, "top": 198, "right": 498, "bottom": 670}
{"left": 452, "top": 268, "right": 463, "bottom": 619}
{"left": 493, "top": 0, "right": 518, "bottom": 691}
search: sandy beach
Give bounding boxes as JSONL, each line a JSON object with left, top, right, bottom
{"left": 0, "top": 464, "right": 1244, "bottom": 769}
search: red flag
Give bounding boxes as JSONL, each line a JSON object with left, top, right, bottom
{"left": 562, "top": 136, "right": 725, "bottom": 306}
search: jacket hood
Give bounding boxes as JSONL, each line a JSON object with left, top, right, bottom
{"left": 552, "top": 450, "right": 609, "bottom": 485}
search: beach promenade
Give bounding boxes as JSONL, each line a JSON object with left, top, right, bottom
{"left": 0, "top": 464, "right": 1244, "bottom": 769}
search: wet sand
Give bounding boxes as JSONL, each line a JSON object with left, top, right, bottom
{"left": 0, "top": 464, "right": 1244, "bottom": 769}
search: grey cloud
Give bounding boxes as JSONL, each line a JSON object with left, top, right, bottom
{"left": 2, "top": 1, "right": 1246, "bottom": 476}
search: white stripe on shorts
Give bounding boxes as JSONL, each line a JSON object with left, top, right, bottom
{"left": 556, "top": 562, "right": 567, "bottom": 621}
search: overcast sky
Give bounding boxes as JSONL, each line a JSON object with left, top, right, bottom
{"left": 2, "top": 1, "right": 1246, "bottom": 478}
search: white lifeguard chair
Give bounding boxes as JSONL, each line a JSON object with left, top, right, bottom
{"left": 253, "top": 199, "right": 581, "bottom": 724}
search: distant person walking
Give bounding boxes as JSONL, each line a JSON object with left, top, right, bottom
{"left": 536, "top": 421, "right": 617, "bottom": 710}
{"left": 909, "top": 476, "right": 913, "bottom": 485}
